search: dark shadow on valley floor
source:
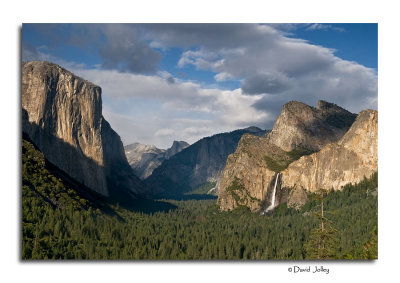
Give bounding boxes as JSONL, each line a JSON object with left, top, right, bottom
{"left": 161, "top": 194, "right": 218, "bottom": 201}
{"left": 22, "top": 114, "right": 178, "bottom": 218}
{"left": 117, "top": 198, "right": 178, "bottom": 214}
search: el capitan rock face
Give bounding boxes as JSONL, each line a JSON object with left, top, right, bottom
{"left": 22, "top": 61, "right": 146, "bottom": 199}
{"left": 217, "top": 100, "right": 363, "bottom": 212}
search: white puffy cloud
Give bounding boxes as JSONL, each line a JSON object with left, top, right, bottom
{"left": 306, "top": 23, "right": 346, "bottom": 32}
{"left": 25, "top": 24, "right": 377, "bottom": 115}
{"left": 71, "top": 67, "right": 268, "bottom": 148}
{"left": 214, "top": 72, "right": 234, "bottom": 82}
{"left": 143, "top": 23, "right": 377, "bottom": 114}
{"left": 154, "top": 128, "right": 175, "bottom": 137}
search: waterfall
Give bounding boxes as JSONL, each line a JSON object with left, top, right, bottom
{"left": 265, "top": 172, "right": 280, "bottom": 212}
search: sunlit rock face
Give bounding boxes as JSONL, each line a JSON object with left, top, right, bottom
{"left": 22, "top": 61, "right": 146, "bottom": 199}
{"left": 282, "top": 109, "right": 378, "bottom": 195}
{"left": 217, "top": 100, "right": 365, "bottom": 212}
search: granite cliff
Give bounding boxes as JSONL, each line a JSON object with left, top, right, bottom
{"left": 22, "top": 61, "right": 146, "bottom": 200}
{"left": 267, "top": 100, "right": 356, "bottom": 151}
{"left": 125, "top": 140, "right": 189, "bottom": 179}
{"left": 216, "top": 134, "right": 286, "bottom": 211}
{"left": 217, "top": 100, "right": 361, "bottom": 212}
{"left": 283, "top": 109, "right": 377, "bottom": 207}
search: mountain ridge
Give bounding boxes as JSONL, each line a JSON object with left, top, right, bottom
{"left": 145, "top": 126, "right": 268, "bottom": 197}
{"left": 217, "top": 100, "right": 365, "bottom": 212}
{"left": 125, "top": 140, "right": 189, "bottom": 179}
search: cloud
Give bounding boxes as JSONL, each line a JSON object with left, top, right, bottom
{"left": 214, "top": 72, "right": 234, "bottom": 82}
{"left": 157, "top": 70, "right": 175, "bottom": 84}
{"left": 154, "top": 128, "right": 175, "bottom": 137}
{"left": 142, "top": 24, "right": 279, "bottom": 50}
{"left": 102, "top": 106, "right": 255, "bottom": 149}
{"left": 98, "top": 24, "right": 161, "bottom": 74}
{"left": 182, "top": 127, "right": 213, "bottom": 137}
{"left": 69, "top": 67, "right": 268, "bottom": 148}
{"left": 306, "top": 23, "right": 346, "bottom": 32}
{"left": 22, "top": 41, "right": 39, "bottom": 61}
{"left": 241, "top": 72, "right": 291, "bottom": 95}
{"left": 25, "top": 24, "right": 161, "bottom": 74}
{"left": 25, "top": 24, "right": 373, "bottom": 115}
{"left": 166, "top": 76, "right": 175, "bottom": 84}
{"left": 139, "top": 23, "right": 376, "bottom": 114}
{"left": 23, "top": 23, "right": 377, "bottom": 148}
{"left": 22, "top": 43, "right": 87, "bottom": 70}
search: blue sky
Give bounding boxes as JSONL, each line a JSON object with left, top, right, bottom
{"left": 284, "top": 23, "right": 377, "bottom": 69}
{"left": 22, "top": 23, "right": 378, "bottom": 148}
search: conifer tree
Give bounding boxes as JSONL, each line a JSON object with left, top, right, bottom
{"left": 305, "top": 188, "right": 340, "bottom": 259}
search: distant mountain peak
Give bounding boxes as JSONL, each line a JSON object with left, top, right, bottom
{"left": 124, "top": 140, "right": 189, "bottom": 180}
{"left": 144, "top": 126, "right": 267, "bottom": 197}
{"left": 165, "top": 140, "right": 190, "bottom": 159}
{"left": 243, "top": 126, "right": 264, "bottom": 133}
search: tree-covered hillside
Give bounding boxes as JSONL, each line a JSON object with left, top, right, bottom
{"left": 22, "top": 138, "right": 377, "bottom": 260}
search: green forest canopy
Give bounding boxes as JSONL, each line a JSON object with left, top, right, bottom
{"left": 22, "top": 138, "right": 377, "bottom": 260}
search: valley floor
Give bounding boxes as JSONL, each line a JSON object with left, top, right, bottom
{"left": 22, "top": 139, "right": 377, "bottom": 260}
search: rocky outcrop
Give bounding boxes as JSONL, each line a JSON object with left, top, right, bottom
{"left": 22, "top": 61, "right": 146, "bottom": 199}
{"left": 217, "top": 100, "right": 359, "bottom": 212}
{"left": 145, "top": 127, "right": 267, "bottom": 197}
{"left": 287, "top": 187, "right": 308, "bottom": 209}
{"left": 217, "top": 134, "right": 286, "bottom": 211}
{"left": 165, "top": 141, "right": 190, "bottom": 159}
{"left": 124, "top": 140, "right": 189, "bottom": 179}
{"left": 282, "top": 110, "right": 377, "bottom": 198}
{"left": 267, "top": 100, "right": 356, "bottom": 151}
